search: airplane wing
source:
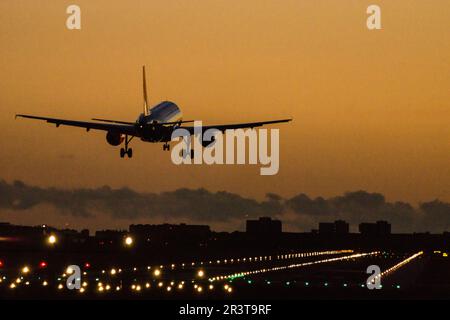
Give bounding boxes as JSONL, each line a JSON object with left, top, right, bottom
{"left": 16, "top": 114, "right": 138, "bottom": 136}
{"left": 180, "top": 118, "right": 292, "bottom": 134}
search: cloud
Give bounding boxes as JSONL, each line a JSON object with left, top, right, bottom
{"left": 287, "top": 191, "right": 387, "bottom": 216}
{"left": 0, "top": 180, "right": 279, "bottom": 222}
{"left": 0, "top": 179, "right": 449, "bottom": 232}
{"left": 286, "top": 194, "right": 332, "bottom": 216}
{"left": 285, "top": 191, "right": 420, "bottom": 232}
{"left": 420, "top": 200, "right": 450, "bottom": 231}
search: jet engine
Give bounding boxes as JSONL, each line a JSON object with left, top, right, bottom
{"left": 106, "top": 131, "right": 125, "bottom": 146}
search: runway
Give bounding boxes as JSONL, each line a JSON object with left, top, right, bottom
{"left": 1, "top": 249, "right": 447, "bottom": 299}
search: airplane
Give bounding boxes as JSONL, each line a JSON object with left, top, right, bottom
{"left": 16, "top": 66, "right": 292, "bottom": 158}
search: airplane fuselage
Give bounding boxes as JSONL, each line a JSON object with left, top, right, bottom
{"left": 137, "top": 101, "right": 182, "bottom": 142}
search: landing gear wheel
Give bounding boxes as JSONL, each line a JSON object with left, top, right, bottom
{"left": 119, "top": 135, "right": 134, "bottom": 159}
{"left": 163, "top": 143, "right": 170, "bottom": 151}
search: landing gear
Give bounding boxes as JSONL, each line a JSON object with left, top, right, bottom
{"left": 163, "top": 143, "right": 170, "bottom": 151}
{"left": 120, "top": 135, "right": 134, "bottom": 158}
{"left": 120, "top": 147, "right": 133, "bottom": 158}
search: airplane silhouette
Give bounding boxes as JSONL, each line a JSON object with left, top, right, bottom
{"left": 16, "top": 66, "right": 291, "bottom": 158}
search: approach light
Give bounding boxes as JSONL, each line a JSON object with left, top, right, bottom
{"left": 21, "top": 266, "right": 30, "bottom": 274}
{"left": 197, "top": 269, "right": 205, "bottom": 278}
{"left": 47, "top": 234, "right": 57, "bottom": 245}
{"left": 124, "top": 236, "right": 133, "bottom": 246}
{"left": 153, "top": 269, "right": 161, "bottom": 277}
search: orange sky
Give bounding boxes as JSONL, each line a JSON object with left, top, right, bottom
{"left": 1, "top": 0, "right": 449, "bottom": 208}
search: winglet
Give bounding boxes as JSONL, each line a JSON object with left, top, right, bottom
{"left": 142, "top": 65, "right": 149, "bottom": 116}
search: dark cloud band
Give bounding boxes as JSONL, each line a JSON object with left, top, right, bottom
{"left": 0, "top": 179, "right": 448, "bottom": 232}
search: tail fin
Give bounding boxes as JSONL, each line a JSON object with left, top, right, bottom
{"left": 142, "top": 65, "right": 149, "bottom": 116}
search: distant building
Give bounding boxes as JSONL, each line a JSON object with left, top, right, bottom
{"left": 334, "top": 220, "right": 350, "bottom": 234}
{"left": 0, "top": 222, "right": 45, "bottom": 238}
{"left": 60, "top": 228, "right": 90, "bottom": 243}
{"left": 318, "top": 220, "right": 349, "bottom": 235}
{"left": 359, "top": 220, "right": 391, "bottom": 236}
{"left": 95, "top": 230, "right": 126, "bottom": 244}
{"left": 246, "top": 217, "right": 282, "bottom": 235}
{"left": 129, "top": 223, "right": 211, "bottom": 244}
{"left": 318, "top": 223, "right": 335, "bottom": 234}
{"left": 0, "top": 223, "right": 90, "bottom": 244}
